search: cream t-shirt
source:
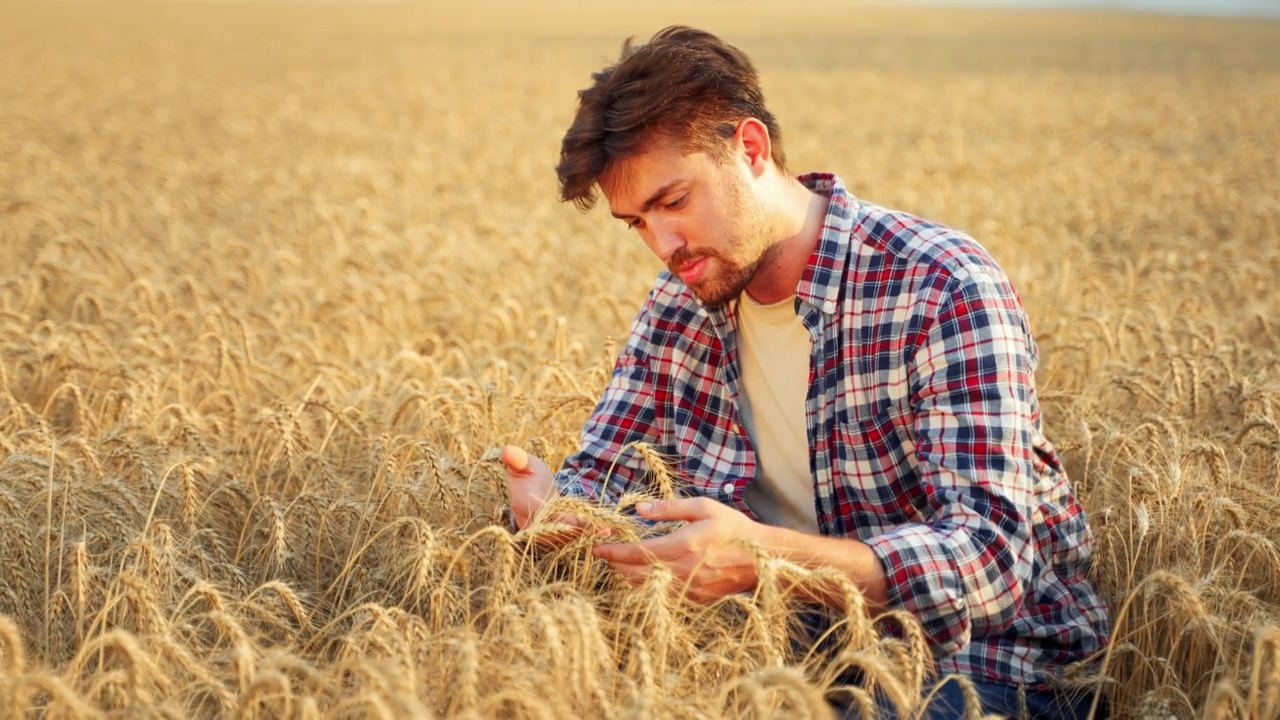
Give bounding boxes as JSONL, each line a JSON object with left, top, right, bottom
{"left": 735, "top": 293, "right": 820, "bottom": 534}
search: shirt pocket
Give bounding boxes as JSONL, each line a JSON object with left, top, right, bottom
{"left": 833, "top": 400, "right": 923, "bottom": 528}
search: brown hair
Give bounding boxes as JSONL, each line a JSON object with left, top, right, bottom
{"left": 555, "top": 26, "right": 787, "bottom": 211}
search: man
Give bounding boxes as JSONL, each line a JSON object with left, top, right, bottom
{"left": 501, "top": 26, "right": 1109, "bottom": 719}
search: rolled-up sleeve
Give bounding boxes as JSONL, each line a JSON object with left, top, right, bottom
{"left": 554, "top": 291, "right": 662, "bottom": 504}
{"left": 863, "top": 269, "right": 1039, "bottom": 657}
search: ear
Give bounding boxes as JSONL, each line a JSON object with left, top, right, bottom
{"left": 734, "top": 118, "right": 773, "bottom": 178}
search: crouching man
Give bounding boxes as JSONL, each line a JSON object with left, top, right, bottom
{"left": 502, "top": 26, "right": 1109, "bottom": 719}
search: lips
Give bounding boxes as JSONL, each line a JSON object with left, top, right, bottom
{"left": 677, "top": 257, "right": 709, "bottom": 285}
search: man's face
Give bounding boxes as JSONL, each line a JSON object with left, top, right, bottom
{"left": 601, "top": 141, "right": 773, "bottom": 307}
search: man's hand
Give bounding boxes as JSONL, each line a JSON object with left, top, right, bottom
{"left": 500, "top": 444, "right": 605, "bottom": 548}
{"left": 591, "top": 497, "right": 764, "bottom": 603}
{"left": 500, "top": 445, "right": 556, "bottom": 530}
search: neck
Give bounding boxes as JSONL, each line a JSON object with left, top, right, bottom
{"left": 744, "top": 178, "right": 827, "bottom": 305}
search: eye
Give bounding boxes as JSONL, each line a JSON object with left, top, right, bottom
{"left": 626, "top": 217, "right": 644, "bottom": 230}
{"left": 664, "top": 195, "right": 687, "bottom": 211}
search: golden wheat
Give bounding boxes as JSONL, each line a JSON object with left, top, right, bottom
{"left": 0, "top": 1, "right": 1278, "bottom": 717}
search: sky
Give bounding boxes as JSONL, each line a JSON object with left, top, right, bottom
{"left": 905, "top": 0, "right": 1280, "bottom": 17}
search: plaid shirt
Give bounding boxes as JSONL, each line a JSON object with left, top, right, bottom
{"left": 555, "top": 173, "right": 1109, "bottom": 687}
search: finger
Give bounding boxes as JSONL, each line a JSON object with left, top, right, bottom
{"left": 526, "top": 517, "right": 591, "bottom": 548}
{"left": 603, "top": 560, "right": 706, "bottom": 596}
{"left": 601, "top": 559, "right": 653, "bottom": 586}
{"left": 527, "top": 515, "right": 586, "bottom": 538}
{"left": 686, "top": 588, "right": 717, "bottom": 604}
{"left": 500, "top": 445, "right": 530, "bottom": 473}
{"left": 635, "top": 496, "right": 719, "bottom": 522}
{"left": 546, "top": 512, "right": 588, "bottom": 528}
{"left": 501, "top": 446, "right": 554, "bottom": 482}
{"left": 595, "top": 528, "right": 687, "bottom": 560}
{"left": 592, "top": 542, "right": 656, "bottom": 565}
{"left": 596, "top": 521, "right": 697, "bottom": 562}
{"left": 502, "top": 447, "right": 555, "bottom": 530}
{"left": 547, "top": 513, "right": 614, "bottom": 537}
{"left": 524, "top": 514, "right": 612, "bottom": 548}
{"left": 530, "top": 527, "right": 579, "bottom": 549}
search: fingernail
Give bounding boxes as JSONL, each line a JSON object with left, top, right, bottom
{"left": 636, "top": 502, "right": 652, "bottom": 514}
{"left": 506, "top": 446, "right": 529, "bottom": 472}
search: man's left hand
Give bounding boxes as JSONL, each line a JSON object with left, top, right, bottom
{"left": 592, "top": 497, "right": 765, "bottom": 602}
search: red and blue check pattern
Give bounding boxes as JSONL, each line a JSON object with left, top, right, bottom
{"left": 555, "top": 173, "right": 1109, "bottom": 687}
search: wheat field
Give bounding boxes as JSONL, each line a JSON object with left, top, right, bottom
{"left": 1, "top": 1, "right": 1278, "bottom": 717}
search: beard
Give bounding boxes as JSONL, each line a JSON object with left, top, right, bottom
{"left": 668, "top": 247, "right": 759, "bottom": 307}
{"left": 668, "top": 176, "right": 774, "bottom": 307}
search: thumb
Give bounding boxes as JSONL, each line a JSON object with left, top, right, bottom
{"left": 500, "top": 445, "right": 530, "bottom": 473}
{"left": 500, "top": 445, "right": 552, "bottom": 486}
{"left": 500, "top": 445, "right": 554, "bottom": 530}
{"left": 502, "top": 445, "right": 553, "bottom": 478}
{"left": 635, "top": 497, "right": 717, "bottom": 522}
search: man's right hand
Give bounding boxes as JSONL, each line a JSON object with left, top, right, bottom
{"left": 500, "top": 445, "right": 609, "bottom": 549}
{"left": 500, "top": 445, "right": 557, "bottom": 530}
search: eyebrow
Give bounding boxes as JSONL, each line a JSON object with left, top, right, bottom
{"left": 610, "top": 180, "right": 683, "bottom": 219}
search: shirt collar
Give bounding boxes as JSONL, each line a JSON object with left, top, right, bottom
{"left": 700, "top": 172, "right": 855, "bottom": 324}
{"left": 795, "top": 172, "right": 856, "bottom": 316}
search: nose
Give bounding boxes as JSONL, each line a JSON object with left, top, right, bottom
{"left": 646, "top": 217, "right": 685, "bottom": 263}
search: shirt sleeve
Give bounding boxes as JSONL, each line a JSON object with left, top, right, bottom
{"left": 553, "top": 289, "right": 663, "bottom": 505}
{"left": 862, "top": 268, "right": 1039, "bottom": 658}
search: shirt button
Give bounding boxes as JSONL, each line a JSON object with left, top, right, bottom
{"left": 723, "top": 482, "right": 736, "bottom": 495}
{"left": 822, "top": 300, "right": 836, "bottom": 314}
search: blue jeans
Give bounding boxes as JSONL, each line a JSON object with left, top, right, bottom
{"left": 831, "top": 675, "right": 1102, "bottom": 719}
